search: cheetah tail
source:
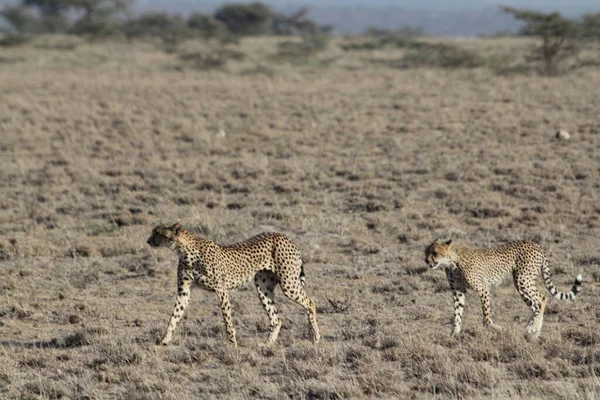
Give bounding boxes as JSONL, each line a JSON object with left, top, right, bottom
{"left": 541, "top": 258, "right": 582, "bottom": 300}
{"left": 299, "top": 258, "right": 306, "bottom": 288}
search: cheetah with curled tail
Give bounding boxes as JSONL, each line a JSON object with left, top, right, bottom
{"left": 147, "top": 222, "right": 320, "bottom": 348}
{"left": 424, "top": 239, "right": 582, "bottom": 338}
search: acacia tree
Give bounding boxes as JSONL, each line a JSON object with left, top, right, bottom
{"left": 67, "top": 0, "right": 132, "bottom": 35}
{"left": 214, "top": 2, "right": 271, "bottom": 36}
{"left": 5, "top": 0, "right": 131, "bottom": 34}
{"left": 502, "top": 6, "right": 578, "bottom": 76}
{"left": 578, "top": 13, "right": 600, "bottom": 40}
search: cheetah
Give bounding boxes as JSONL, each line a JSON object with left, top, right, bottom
{"left": 424, "top": 239, "right": 582, "bottom": 338}
{"left": 147, "top": 222, "right": 320, "bottom": 348}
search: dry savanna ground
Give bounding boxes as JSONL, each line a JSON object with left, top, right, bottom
{"left": 1, "top": 35, "right": 600, "bottom": 399}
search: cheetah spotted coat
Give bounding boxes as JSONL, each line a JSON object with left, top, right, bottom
{"left": 425, "top": 239, "right": 582, "bottom": 338}
{"left": 147, "top": 223, "right": 320, "bottom": 347}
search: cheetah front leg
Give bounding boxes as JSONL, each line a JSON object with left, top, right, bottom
{"left": 215, "top": 289, "right": 238, "bottom": 348}
{"left": 472, "top": 281, "right": 503, "bottom": 332}
{"left": 160, "top": 273, "right": 192, "bottom": 346}
{"left": 446, "top": 268, "right": 467, "bottom": 336}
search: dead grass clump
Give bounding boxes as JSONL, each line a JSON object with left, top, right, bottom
{"left": 0, "top": 277, "right": 16, "bottom": 293}
{"left": 82, "top": 219, "right": 119, "bottom": 236}
{"left": 0, "top": 240, "right": 17, "bottom": 260}
{"left": 167, "top": 343, "right": 211, "bottom": 365}
{"left": 53, "top": 327, "right": 109, "bottom": 348}
{"left": 275, "top": 33, "right": 330, "bottom": 62}
{"left": 0, "top": 34, "right": 32, "bottom": 47}
{"left": 508, "top": 360, "right": 560, "bottom": 380}
{"left": 1, "top": 304, "right": 32, "bottom": 319}
{"left": 22, "top": 381, "right": 70, "bottom": 400}
{"left": 179, "top": 48, "right": 245, "bottom": 70}
{"left": 455, "top": 362, "right": 501, "bottom": 391}
{"left": 285, "top": 381, "right": 347, "bottom": 400}
{"left": 469, "top": 207, "right": 511, "bottom": 219}
{"left": 91, "top": 341, "right": 143, "bottom": 367}
{"left": 400, "top": 341, "right": 444, "bottom": 378}
{"left": 326, "top": 295, "right": 352, "bottom": 313}
{"left": 344, "top": 345, "right": 375, "bottom": 370}
{"left": 562, "top": 328, "right": 600, "bottom": 347}
{"left": 380, "top": 41, "right": 484, "bottom": 69}
{"left": 19, "top": 355, "right": 48, "bottom": 369}
{"left": 69, "top": 269, "right": 100, "bottom": 289}
{"left": 363, "top": 334, "right": 398, "bottom": 351}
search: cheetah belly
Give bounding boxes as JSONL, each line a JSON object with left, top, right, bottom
{"left": 487, "top": 274, "right": 508, "bottom": 287}
{"left": 227, "top": 257, "right": 274, "bottom": 290}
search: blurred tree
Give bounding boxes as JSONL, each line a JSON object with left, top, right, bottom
{"left": 271, "top": 7, "right": 331, "bottom": 36}
{"left": 578, "top": 13, "right": 600, "bottom": 40}
{"left": 502, "top": 6, "right": 578, "bottom": 75}
{"left": 3, "top": 0, "right": 131, "bottom": 35}
{"left": 123, "top": 12, "right": 191, "bottom": 51}
{"left": 1, "top": 6, "right": 36, "bottom": 32}
{"left": 68, "top": 0, "right": 132, "bottom": 36}
{"left": 214, "top": 2, "right": 271, "bottom": 35}
{"left": 187, "top": 13, "right": 226, "bottom": 39}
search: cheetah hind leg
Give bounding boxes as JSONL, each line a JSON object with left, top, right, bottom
{"left": 279, "top": 276, "right": 320, "bottom": 344}
{"left": 525, "top": 294, "right": 547, "bottom": 339}
{"left": 254, "top": 271, "right": 282, "bottom": 346}
{"left": 515, "top": 275, "right": 547, "bottom": 339}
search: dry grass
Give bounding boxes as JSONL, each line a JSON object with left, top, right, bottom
{"left": 1, "top": 35, "right": 599, "bottom": 399}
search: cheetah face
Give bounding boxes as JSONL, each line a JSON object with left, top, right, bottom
{"left": 424, "top": 239, "right": 453, "bottom": 269}
{"left": 147, "top": 223, "right": 182, "bottom": 249}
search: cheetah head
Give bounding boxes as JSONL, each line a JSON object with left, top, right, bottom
{"left": 424, "top": 239, "right": 453, "bottom": 270}
{"left": 147, "top": 222, "right": 182, "bottom": 249}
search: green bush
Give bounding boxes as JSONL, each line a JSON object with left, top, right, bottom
{"left": 187, "top": 13, "right": 227, "bottom": 39}
{"left": 340, "top": 26, "right": 423, "bottom": 52}
{"left": 123, "top": 12, "right": 191, "bottom": 52}
{"left": 214, "top": 2, "right": 271, "bottom": 36}
{"left": 399, "top": 42, "right": 484, "bottom": 69}
{"left": 578, "top": 13, "right": 600, "bottom": 40}
{"left": 276, "top": 32, "right": 329, "bottom": 60}
{"left": 179, "top": 48, "right": 245, "bottom": 70}
{"left": 0, "top": 33, "right": 32, "bottom": 47}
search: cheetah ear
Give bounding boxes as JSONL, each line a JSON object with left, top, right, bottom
{"left": 445, "top": 239, "right": 453, "bottom": 247}
{"left": 170, "top": 222, "right": 182, "bottom": 235}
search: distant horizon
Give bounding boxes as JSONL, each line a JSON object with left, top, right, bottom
{"left": 134, "top": 0, "right": 600, "bottom": 37}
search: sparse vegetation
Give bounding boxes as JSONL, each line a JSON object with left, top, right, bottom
{"left": 0, "top": 28, "right": 599, "bottom": 400}
{"left": 275, "top": 31, "right": 330, "bottom": 61}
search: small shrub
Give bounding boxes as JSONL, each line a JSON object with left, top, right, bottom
{"left": 0, "top": 33, "right": 31, "bottom": 47}
{"left": 240, "top": 63, "right": 275, "bottom": 77}
{"left": 214, "top": 2, "right": 271, "bottom": 36}
{"left": 276, "top": 32, "right": 329, "bottom": 61}
{"left": 358, "top": 26, "right": 424, "bottom": 49}
{"left": 33, "top": 36, "right": 79, "bottom": 50}
{"left": 179, "top": 48, "right": 245, "bottom": 70}
{"left": 92, "top": 341, "right": 143, "bottom": 367}
{"left": 187, "top": 13, "right": 226, "bottom": 39}
{"left": 400, "top": 42, "right": 484, "bottom": 69}
{"left": 327, "top": 295, "right": 352, "bottom": 313}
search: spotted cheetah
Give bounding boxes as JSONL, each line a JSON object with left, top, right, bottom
{"left": 424, "top": 239, "right": 582, "bottom": 338}
{"left": 147, "top": 222, "right": 320, "bottom": 348}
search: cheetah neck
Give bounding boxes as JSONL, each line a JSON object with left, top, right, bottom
{"left": 449, "top": 247, "right": 473, "bottom": 268}
{"left": 171, "top": 230, "right": 209, "bottom": 256}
